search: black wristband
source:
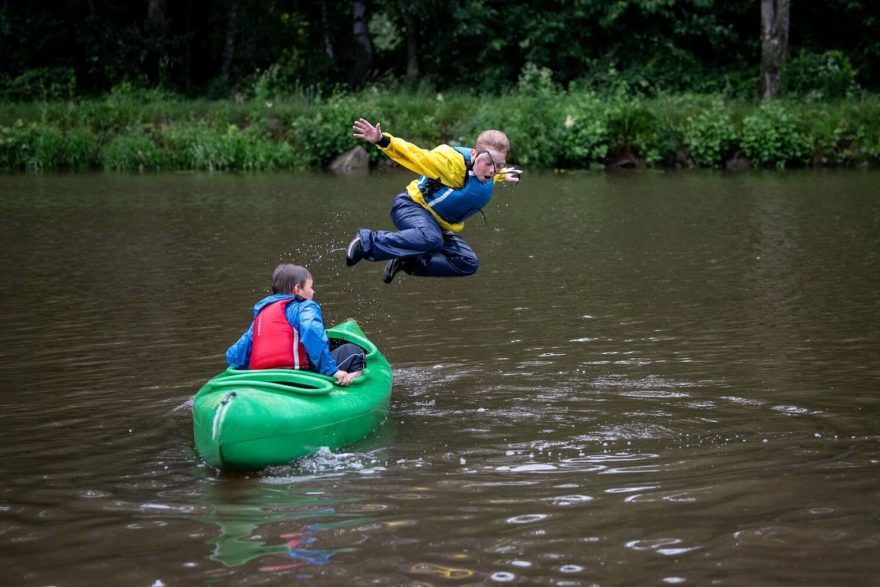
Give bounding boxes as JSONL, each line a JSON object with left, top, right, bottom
{"left": 376, "top": 134, "right": 391, "bottom": 148}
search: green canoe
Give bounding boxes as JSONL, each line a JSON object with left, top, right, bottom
{"left": 192, "top": 320, "right": 392, "bottom": 471}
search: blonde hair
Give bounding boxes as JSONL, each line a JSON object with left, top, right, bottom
{"left": 475, "top": 129, "right": 510, "bottom": 156}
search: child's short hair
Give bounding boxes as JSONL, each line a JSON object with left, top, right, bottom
{"left": 475, "top": 130, "right": 510, "bottom": 156}
{"left": 272, "top": 263, "right": 311, "bottom": 294}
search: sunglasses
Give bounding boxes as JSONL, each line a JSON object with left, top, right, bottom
{"left": 474, "top": 150, "right": 506, "bottom": 176}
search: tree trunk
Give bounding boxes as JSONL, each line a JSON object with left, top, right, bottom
{"left": 403, "top": 11, "right": 419, "bottom": 79}
{"left": 146, "top": 0, "right": 167, "bottom": 29}
{"left": 352, "top": 0, "right": 373, "bottom": 80}
{"left": 184, "top": 0, "right": 192, "bottom": 89}
{"left": 146, "top": 0, "right": 169, "bottom": 83}
{"left": 221, "top": 0, "right": 239, "bottom": 77}
{"left": 759, "top": 0, "right": 790, "bottom": 100}
{"left": 320, "top": 0, "right": 335, "bottom": 60}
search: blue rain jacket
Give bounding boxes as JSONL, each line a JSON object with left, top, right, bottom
{"left": 225, "top": 294, "right": 339, "bottom": 376}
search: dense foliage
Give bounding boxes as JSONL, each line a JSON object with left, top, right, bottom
{"left": 1, "top": 1, "right": 879, "bottom": 98}
{"left": 2, "top": 87, "right": 878, "bottom": 171}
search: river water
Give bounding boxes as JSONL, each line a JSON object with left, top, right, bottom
{"left": 1, "top": 170, "right": 878, "bottom": 586}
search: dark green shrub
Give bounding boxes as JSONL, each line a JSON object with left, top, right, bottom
{"left": 517, "top": 63, "right": 559, "bottom": 96}
{"left": 559, "top": 92, "right": 608, "bottom": 166}
{"left": 159, "top": 123, "right": 304, "bottom": 171}
{"left": 856, "top": 125, "right": 880, "bottom": 162}
{"left": 783, "top": 50, "right": 860, "bottom": 100}
{"left": 1, "top": 87, "right": 878, "bottom": 172}
{"left": 741, "top": 103, "right": 810, "bottom": 168}
{"left": 3, "top": 67, "right": 76, "bottom": 101}
{"left": 60, "top": 127, "right": 101, "bottom": 169}
{"left": 0, "top": 122, "right": 99, "bottom": 170}
{"left": 0, "top": 121, "right": 35, "bottom": 169}
{"left": 603, "top": 97, "right": 663, "bottom": 165}
{"left": 290, "top": 93, "right": 361, "bottom": 167}
{"left": 104, "top": 127, "right": 168, "bottom": 171}
{"left": 683, "top": 101, "right": 737, "bottom": 167}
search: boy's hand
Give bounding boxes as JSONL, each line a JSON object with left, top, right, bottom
{"left": 333, "top": 370, "right": 355, "bottom": 386}
{"left": 352, "top": 118, "right": 382, "bottom": 144}
{"left": 500, "top": 166, "right": 522, "bottom": 185}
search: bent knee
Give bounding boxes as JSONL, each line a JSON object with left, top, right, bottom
{"left": 419, "top": 229, "right": 444, "bottom": 251}
{"left": 455, "top": 256, "right": 479, "bottom": 276}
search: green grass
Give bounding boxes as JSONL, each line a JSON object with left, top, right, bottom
{"left": 1, "top": 87, "right": 878, "bottom": 171}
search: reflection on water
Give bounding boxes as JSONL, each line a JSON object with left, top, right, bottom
{"left": 0, "top": 171, "right": 878, "bottom": 585}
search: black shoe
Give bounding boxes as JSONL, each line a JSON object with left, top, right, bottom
{"left": 345, "top": 235, "right": 365, "bottom": 266}
{"left": 382, "top": 258, "right": 409, "bottom": 284}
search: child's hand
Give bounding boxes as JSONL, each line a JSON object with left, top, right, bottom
{"left": 352, "top": 118, "right": 383, "bottom": 144}
{"left": 500, "top": 166, "right": 522, "bottom": 185}
{"left": 333, "top": 370, "right": 354, "bottom": 386}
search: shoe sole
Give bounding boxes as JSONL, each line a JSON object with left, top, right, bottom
{"left": 346, "top": 237, "right": 361, "bottom": 266}
{"left": 382, "top": 260, "right": 399, "bottom": 283}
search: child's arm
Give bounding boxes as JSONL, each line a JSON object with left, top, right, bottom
{"left": 352, "top": 118, "right": 464, "bottom": 186}
{"left": 296, "top": 302, "right": 339, "bottom": 377}
{"left": 225, "top": 325, "right": 254, "bottom": 369}
{"left": 495, "top": 166, "right": 523, "bottom": 186}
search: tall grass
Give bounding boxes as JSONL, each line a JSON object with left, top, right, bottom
{"left": 1, "top": 85, "right": 878, "bottom": 171}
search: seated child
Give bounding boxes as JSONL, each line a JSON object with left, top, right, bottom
{"left": 225, "top": 264, "right": 363, "bottom": 386}
{"left": 345, "top": 118, "right": 521, "bottom": 283}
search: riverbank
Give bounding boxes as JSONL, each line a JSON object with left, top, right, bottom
{"left": 1, "top": 87, "right": 878, "bottom": 172}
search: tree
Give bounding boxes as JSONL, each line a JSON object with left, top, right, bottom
{"left": 146, "top": 0, "right": 171, "bottom": 84}
{"left": 760, "top": 0, "right": 790, "bottom": 100}
{"left": 320, "top": 0, "right": 335, "bottom": 60}
{"left": 220, "top": 0, "right": 239, "bottom": 78}
{"left": 352, "top": 0, "right": 373, "bottom": 81}
{"left": 402, "top": 8, "right": 418, "bottom": 79}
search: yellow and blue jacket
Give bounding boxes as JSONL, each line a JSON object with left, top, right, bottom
{"left": 376, "top": 133, "right": 507, "bottom": 233}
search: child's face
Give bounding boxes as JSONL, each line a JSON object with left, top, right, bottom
{"left": 293, "top": 278, "right": 315, "bottom": 300}
{"left": 472, "top": 149, "right": 506, "bottom": 183}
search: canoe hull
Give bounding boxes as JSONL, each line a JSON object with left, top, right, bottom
{"left": 192, "top": 321, "right": 392, "bottom": 471}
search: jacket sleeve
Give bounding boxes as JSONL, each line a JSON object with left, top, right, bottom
{"left": 378, "top": 134, "right": 466, "bottom": 188}
{"left": 225, "top": 324, "right": 254, "bottom": 369}
{"left": 295, "top": 301, "right": 339, "bottom": 376}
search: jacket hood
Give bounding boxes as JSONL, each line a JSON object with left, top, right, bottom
{"left": 252, "top": 294, "right": 297, "bottom": 317}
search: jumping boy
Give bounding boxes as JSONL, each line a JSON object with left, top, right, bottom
{"left": 345, "top": 118, "right": 521, "bottom": 283}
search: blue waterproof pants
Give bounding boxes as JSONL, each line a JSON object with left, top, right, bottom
{"left": 357, "top": 194, "right": 479, "bottom": 278}
{"left": 330, "top": 342, "right": 366, "bottom": 373}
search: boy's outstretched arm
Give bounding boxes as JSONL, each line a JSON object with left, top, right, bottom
{"left": 351, "top": 117, "right": 462, "bottom": 184}
{"left": 353, "top": 118, "right": 382, "bottom": 144}
{"left": 497, "top": 166, "right": 523, "bottom": 186}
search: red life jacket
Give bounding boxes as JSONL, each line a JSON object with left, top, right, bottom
{"left": 249, "top": 299, "right": 311, "bottom": 370}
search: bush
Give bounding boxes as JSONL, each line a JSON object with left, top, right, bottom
{"left": 783, "top": 50, "right": 860, "bottom": 101}
{"left": 103, "top": 127, "right": 168, "bottom": 171}
{"left": 0, "top": 121, "right": 35, "bottom": 169}
{"left": 741, "top": 103, "right": 810, "bottom": 168}
{"left": 290, "top": 93, "right": 361, "bottom": 167}
{"left": 603, "top": 97, "right": 664, "bottom": 165}
{"left": 160, "top": 123, "right": 304, "bottom": 171}
{"left": 683, "top": 101, "right": 737, "bottom": 167}
{"left": 559, "top": 92, "right": 608, "bottom": 166}
{"left": 1, "top": 87, "right": 879, "bottom": 172}
{"left": 517, "top": 63, "right": 558, "bottom": 96}
{"left": 0, "top": 121, "right": 99, "bottom": 170}
{"left": 2, "top": 67, "right": 76, "bottom": 101}
{"left": 60, "top": 126, "right": 101, "bottom": 169}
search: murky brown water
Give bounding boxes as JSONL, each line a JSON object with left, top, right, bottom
{"left": 1, "top": 170, "right": 878, "bottom": 586}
